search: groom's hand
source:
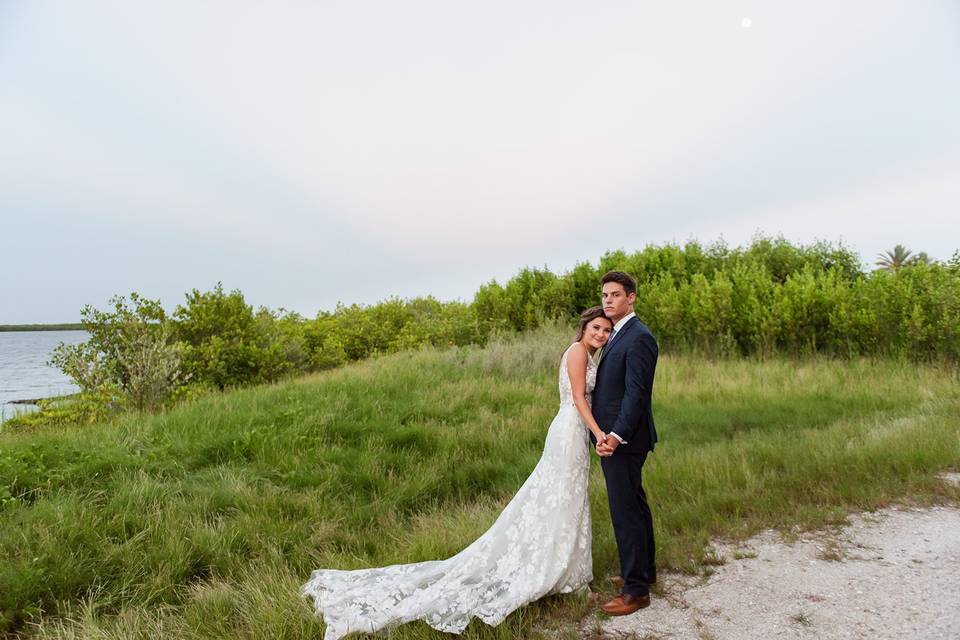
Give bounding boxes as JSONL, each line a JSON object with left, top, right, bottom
{"left": 597, "top": 436, "right": 618, "bottom": 457}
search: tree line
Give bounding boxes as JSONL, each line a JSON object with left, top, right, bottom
{"left": 19, "top": 236, "right": 959, "bottom": 424}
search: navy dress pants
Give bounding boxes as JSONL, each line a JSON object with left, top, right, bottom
{"left": 600, "top": 450, "right": 655, "bottom": 596}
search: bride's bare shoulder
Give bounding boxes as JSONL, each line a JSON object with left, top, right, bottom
{"left": 565, "top": 341, "right": 587, "bottom": 361}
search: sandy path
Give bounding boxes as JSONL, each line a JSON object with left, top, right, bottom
{"left": 596, "top": 477, "right": 960, "bottom": 640}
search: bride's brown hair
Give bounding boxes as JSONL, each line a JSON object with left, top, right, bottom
{"left": 574, "top": 306, "right": 611, "bottom": 342}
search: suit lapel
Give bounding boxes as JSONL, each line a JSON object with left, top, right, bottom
{"left": 599, "top": 316, "right": 637, "bottom": 366}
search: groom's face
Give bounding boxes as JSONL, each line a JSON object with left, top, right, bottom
{"left": 602, "top": 282, "right": 636, "bottom": 322}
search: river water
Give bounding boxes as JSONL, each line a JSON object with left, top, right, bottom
{"left": 0, "top": 330, "right": 88, "bottom": 422}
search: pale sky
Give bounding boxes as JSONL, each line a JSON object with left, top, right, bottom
{"left": 1, "top": 1, "right": 957, "bottom": 323}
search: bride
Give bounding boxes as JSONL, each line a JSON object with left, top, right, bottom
{"left": 301, "top": 306, "right": 614, "bottom": 639}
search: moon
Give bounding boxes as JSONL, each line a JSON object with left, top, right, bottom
{"left": 741, "top": 17, "right": 753, "bottom": 28}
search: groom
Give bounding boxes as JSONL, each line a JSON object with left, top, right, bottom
{"left": 592, "top": 271, "right": 659, "bottom": 615}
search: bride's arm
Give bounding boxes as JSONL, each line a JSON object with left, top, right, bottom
{"left": 566, "top": 343, "right": 607, "bottom": 442}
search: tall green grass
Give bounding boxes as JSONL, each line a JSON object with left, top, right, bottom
{"left": 1, "top": 326, "right": 958, "bottom": 638}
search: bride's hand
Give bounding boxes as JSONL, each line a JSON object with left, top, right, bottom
{"left": 594, "top": 432, "right": 608, "bottom": 456}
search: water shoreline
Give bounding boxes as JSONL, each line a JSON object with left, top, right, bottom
{"left": 0, "top": 330, "right": 87, "bottom": 421}
{"left": 7, "top": 394, "right": 76, "bottom": 406}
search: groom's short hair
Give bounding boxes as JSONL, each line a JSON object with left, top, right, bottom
{"left": 600, "top": 271, "right": 637, "bottom": 296}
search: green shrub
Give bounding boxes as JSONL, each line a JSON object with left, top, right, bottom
{"left": 48, "top": 294, "right": 185, "bottom": 411}
{"left": 173, "top": 283, "right": 291, "bottom": 389}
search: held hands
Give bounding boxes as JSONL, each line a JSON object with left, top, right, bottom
{"left": 594, "top": 432, "right": 618, "bottom": 457}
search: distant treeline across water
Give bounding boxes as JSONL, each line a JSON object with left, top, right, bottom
{"left": 0, "top": 324, "right": 83, "bottom": 332}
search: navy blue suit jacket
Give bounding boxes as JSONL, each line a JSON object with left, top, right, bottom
{"left": 591, "top": 316, "right": 659, "bottom": 454}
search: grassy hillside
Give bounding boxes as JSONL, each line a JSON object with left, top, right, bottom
{"left": 1, "top": 326, "right": 958, "bottom": 639}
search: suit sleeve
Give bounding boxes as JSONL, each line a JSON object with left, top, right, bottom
{"left": 609, "top": 332, "right": 658, "bottom": 442}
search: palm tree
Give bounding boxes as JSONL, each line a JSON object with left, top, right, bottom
{"left": 875, "top": 245, "right": 913, "bottom": 272}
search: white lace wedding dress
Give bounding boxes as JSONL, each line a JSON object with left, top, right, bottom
{"left": 301, "top": 345, "right": 597, "bottom": 639}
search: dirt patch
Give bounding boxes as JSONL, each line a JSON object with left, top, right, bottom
{"left": 594, "top": 480, "right": 960, "bottom": 639}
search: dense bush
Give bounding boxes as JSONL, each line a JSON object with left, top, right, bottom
{"left": 172, "top": 284, "right": 300, "bottom": 389}
{"left": 477, "top": 237, "right": 959, "bottom": 361}
{"left": 304, "top": 297, "right": 483, "bottom": 369}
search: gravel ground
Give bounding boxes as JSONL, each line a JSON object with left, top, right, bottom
{"left": 595, "top": 475, "right": 960, "bottom": 640}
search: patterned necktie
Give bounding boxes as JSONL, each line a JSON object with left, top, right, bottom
{"left": 600, "top": 329, "right": 617, "bottom": 362}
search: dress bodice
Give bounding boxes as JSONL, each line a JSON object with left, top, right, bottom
{"left": 558, "top": 344, "right": 598, "bottom": 406}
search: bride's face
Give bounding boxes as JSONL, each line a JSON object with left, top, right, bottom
{"left": 582, "top": 318, "right": 613, "bottom": 350}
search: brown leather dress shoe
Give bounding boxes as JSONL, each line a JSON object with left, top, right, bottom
{"left": 600, "top": 593, "right": 650, "bottom": 615}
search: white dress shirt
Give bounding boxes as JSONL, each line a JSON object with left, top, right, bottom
{"left": 611, "top": 311, "right": 636, "bottom": 335}
{"left": 606, "top": 311, "right": 636, "bottom": 445}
